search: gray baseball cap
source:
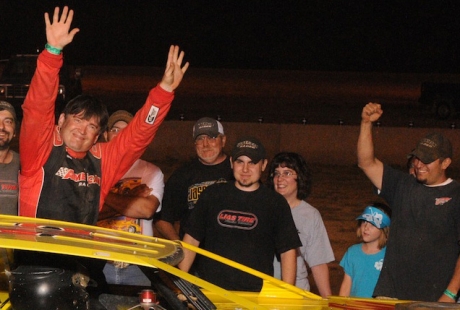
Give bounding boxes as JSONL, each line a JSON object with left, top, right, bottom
{"left": 193, "top": 117, "right": 224, "bottom": 140}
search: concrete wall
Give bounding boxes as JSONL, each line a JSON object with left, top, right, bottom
{"left": 144, "top": 121, "right": 460, "bottom": 169}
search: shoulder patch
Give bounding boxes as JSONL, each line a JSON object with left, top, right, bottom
{"left": 145, "top": 105, "right": 159, "bottom": 125}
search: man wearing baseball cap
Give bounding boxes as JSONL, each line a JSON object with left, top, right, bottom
{"left": 155, "top": 117, "right": 233, "bottom": 240}
{"left": 179, "top": 136, "right": 301, "bottom": 292}
{"left": 0, "top": 101, "right": 19, "bottom": 215}
{"left": 358, "top": 102, "right": 460, "bottom": 302}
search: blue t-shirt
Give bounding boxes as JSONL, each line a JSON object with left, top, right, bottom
{"left": 340, "top": 243, "right": 386, "bottom": 297}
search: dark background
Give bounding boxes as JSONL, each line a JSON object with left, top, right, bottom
{"left": 1, "top": 0, "right": 460, "bottom": 72}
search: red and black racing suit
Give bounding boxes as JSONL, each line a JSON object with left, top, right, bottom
{"left": 19, "top": 50, "right": 173, "bottom": 225}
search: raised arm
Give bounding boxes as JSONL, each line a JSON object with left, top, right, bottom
{"left": 101, "top": 46, "right": 189, "bottom": 199}
{"left": 20, "top": 6, "right": 79, "bottom": 178}
{"left": 357, "top": 102, "right": 384, "bottom": 190}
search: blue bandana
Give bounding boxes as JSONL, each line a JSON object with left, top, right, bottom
{"left": 356, "top": 206, "right": 391, "bottom": 229}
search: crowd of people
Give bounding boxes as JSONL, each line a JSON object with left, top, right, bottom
{"left": 1, "top": 5, "right": 460, "bottom": 306}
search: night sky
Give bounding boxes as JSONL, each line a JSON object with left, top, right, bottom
{"left": 1, "top": 1, "right": 460, "bottom": 73}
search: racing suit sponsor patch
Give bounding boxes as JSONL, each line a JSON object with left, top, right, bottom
{"left": 145, "top": 105, "right": 159, "bottom": 124}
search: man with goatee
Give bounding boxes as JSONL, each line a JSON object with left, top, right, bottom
{"left": 358, "top": 102, "right": 460, "bottom": 302}
{"left": 179, "top": 136, "right": 301, "bottom": 292}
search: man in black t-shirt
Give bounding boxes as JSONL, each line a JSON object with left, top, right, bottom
{"left": 155, "top": 117, "right": 233, "bottom": 240}
{"left": 179, "top": 137, "right": 301, "bottom": 292}
{"left": 358, "top": 102, "right": 460, "bottom": 302}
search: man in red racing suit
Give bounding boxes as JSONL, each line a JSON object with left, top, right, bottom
{"left": 18, "top": 6, "right": 189, "bottom": 226}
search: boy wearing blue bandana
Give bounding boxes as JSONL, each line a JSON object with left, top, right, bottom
{"left": 339, "top": 204, "right": 391, "bottom": 298}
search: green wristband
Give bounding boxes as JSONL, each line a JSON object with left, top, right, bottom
{"left": 444, "top": 289, "right": 457, "bottom": 300}
{"left": 45, "top": 43, "right": 62, "bottom": 55}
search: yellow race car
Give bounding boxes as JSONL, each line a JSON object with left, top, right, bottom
{"left": 0, "top": 215, "right": 447, "bottom": 310}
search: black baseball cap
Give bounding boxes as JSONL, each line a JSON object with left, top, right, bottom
{"left": 231, "top": 136, "right": 266, "bottom": 163}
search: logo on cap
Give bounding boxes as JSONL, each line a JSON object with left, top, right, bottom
{"left": 356, "top": 206, "right": 391, "bottom": 229}
{"left": 231, "top": 136, "right": 266, "bottom": 164}
{"left": 409, "top": 132, "right": 452, "bottom": 164}
{"left": 193, "top": 117, "right": 224, "bottom": 139}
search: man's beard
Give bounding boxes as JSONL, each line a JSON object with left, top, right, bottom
{"left": 0, "top": 140, "right": 11, "bottom": 150}
{"left": 236, "top": 180, "right": 259, "bottom": 188}
{"left": 0, "top": 129, "right": 12, "bottom": 150}
{"left": 416, "top": 175, "right": 427, "bottom": 185}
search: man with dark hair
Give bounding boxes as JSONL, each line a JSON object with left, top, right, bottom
{"left": 358, "top": 102, "right": 460, "bottom": 302}
{"left": 0, "top": 101, "right": 19, "bottom": 215}
{"left": 14, "top": 7, "right": 187, "bottom": 305}
{"left": 19, "top": 6, "right": 188, "bottom": 225}
{"left": 179, "top": 137, "right": 301, "bottom": 292}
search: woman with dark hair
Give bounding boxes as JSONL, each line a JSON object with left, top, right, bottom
{"left": 267, "top": 152, "right": 335, "bottom": 297}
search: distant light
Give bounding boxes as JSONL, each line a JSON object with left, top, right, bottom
{"left": 301, "top": 117, "right": 307, "bottom": 125}
{"left": 376, "top": 121, "right": 381, "bottom": 127}
{"left": 338, "top": 119, "right": 344, "bottom": 126}
{"left": 408, "top": 121, "right": 414, "bottom": 128}
{"left": 179, "top": 113, "right": 185, "bottom": 121}
{"left": 258, "top": 116, "right": 264, "bottom": 123}
{"left": 451, "top": 122, "right": 456, "bottom": 129}
{"left": 216, "top": 115, "right": 222, "bottom": 121}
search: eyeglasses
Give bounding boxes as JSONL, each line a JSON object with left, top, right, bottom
{"left": 271, "top": 171, "right": 297, "bottom": 178}
{"left": 195, "top": 135, "right": 220, "bottom": 145}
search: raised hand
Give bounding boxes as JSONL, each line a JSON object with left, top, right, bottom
{"left": 159, "top": 45, "right": 190, "bottom": 92}
{"left": 361, "top": 102, "right": 383, "bottom": 123}
{"left": 44, "top": 6, "right": 80, "bottom": 50}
